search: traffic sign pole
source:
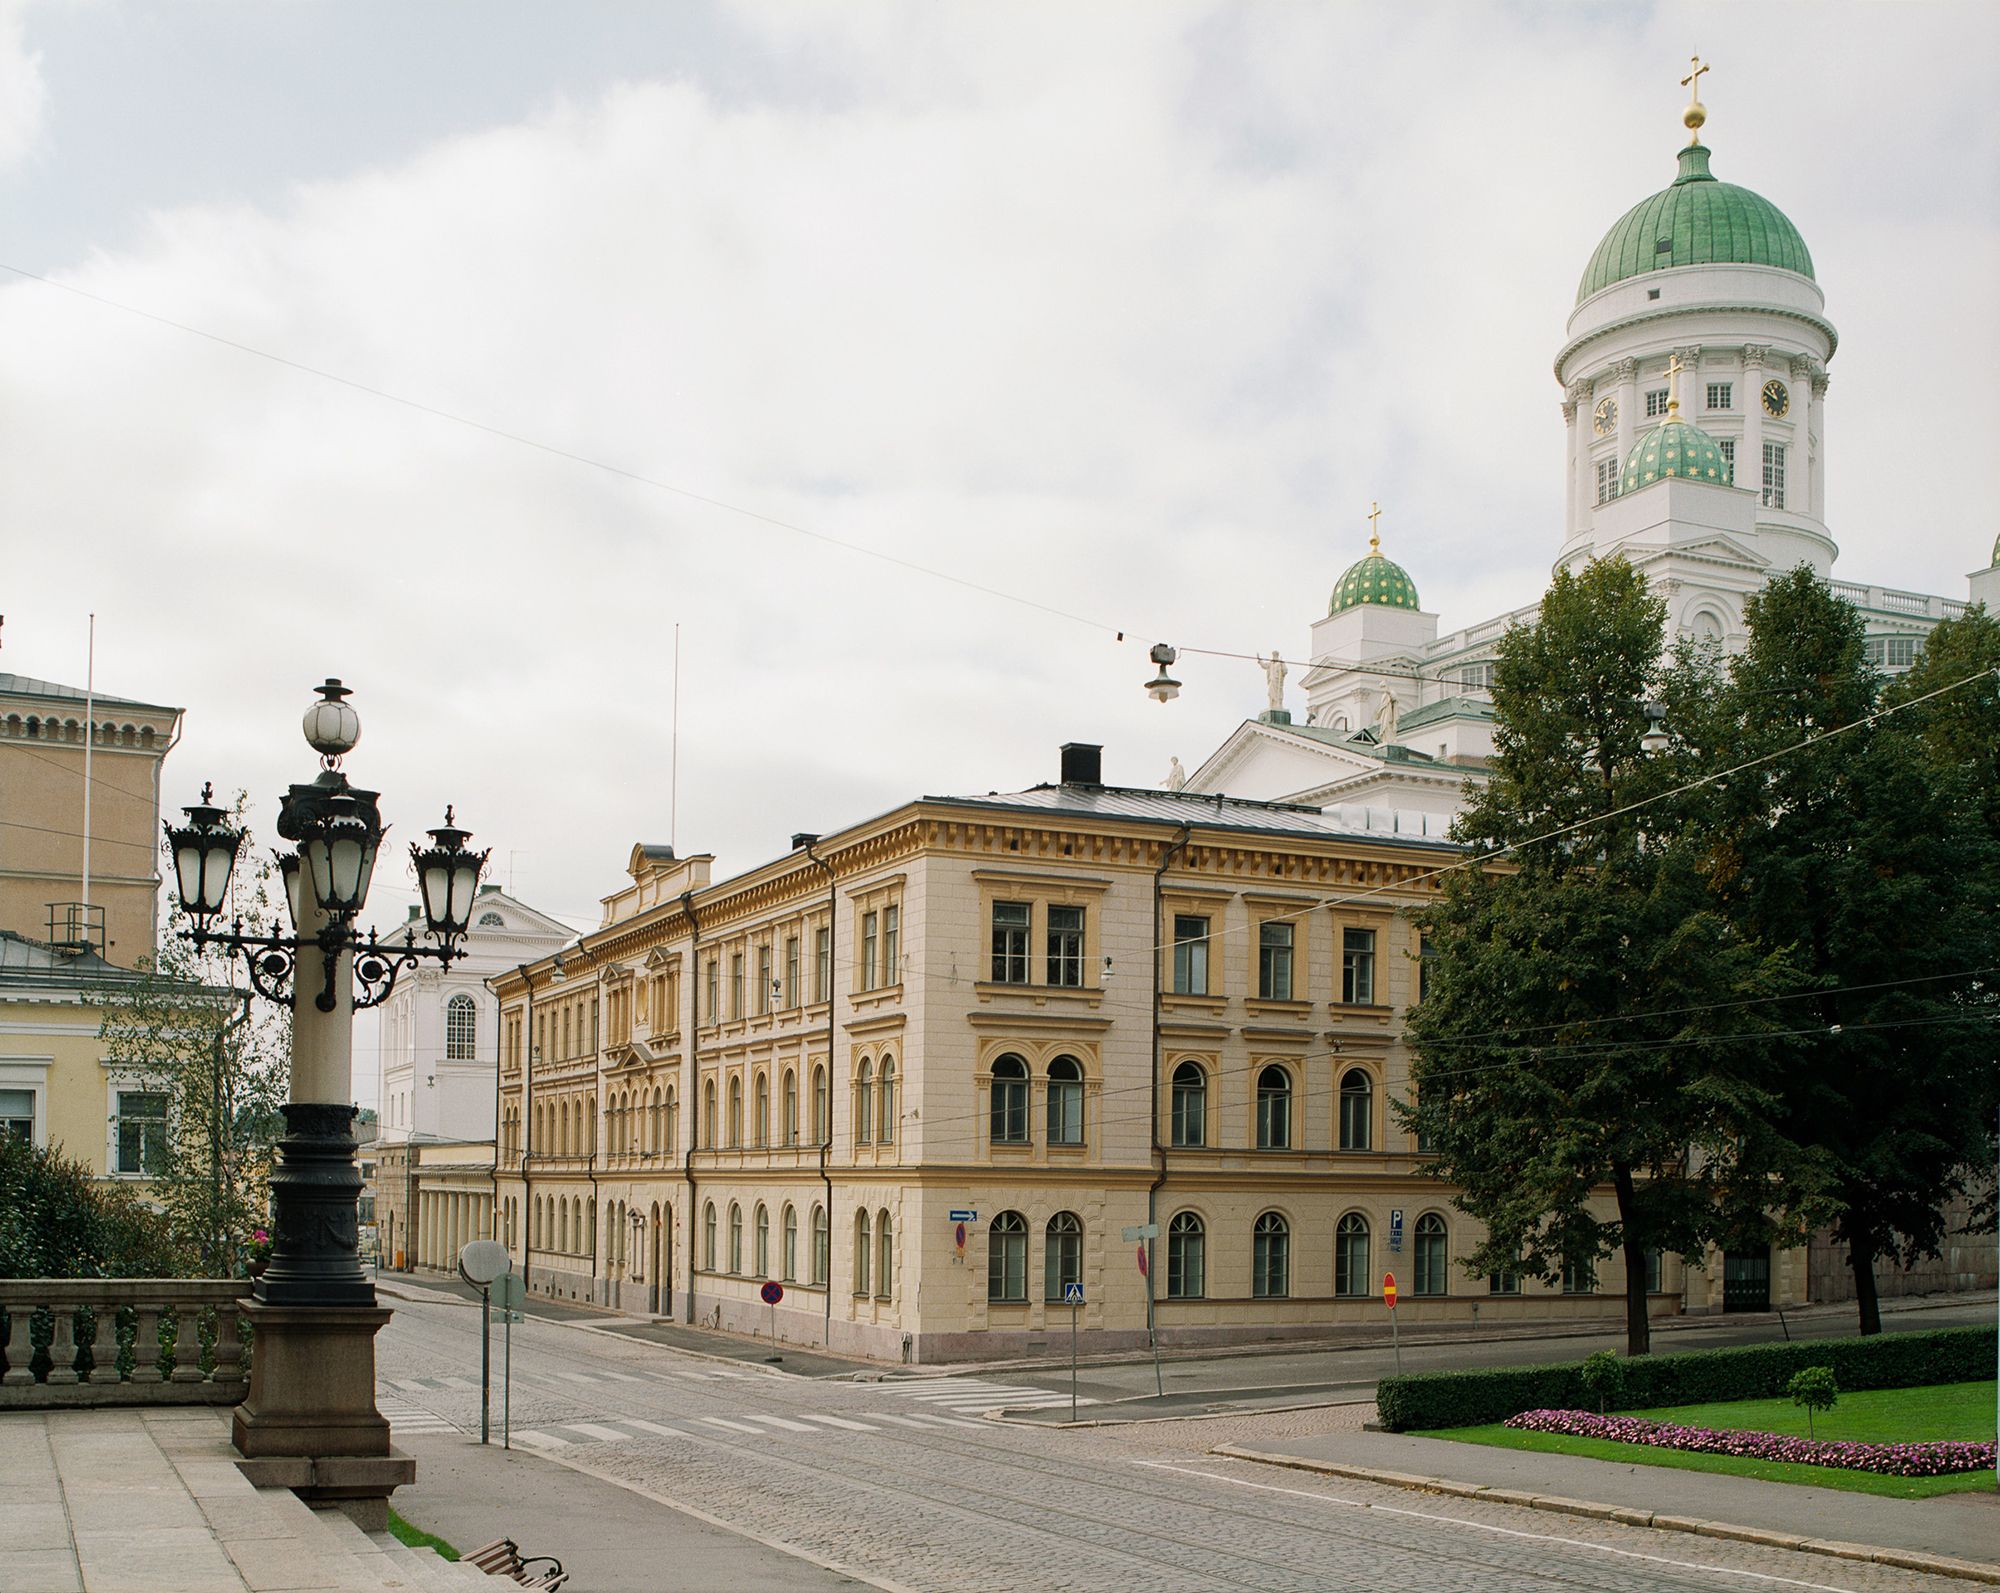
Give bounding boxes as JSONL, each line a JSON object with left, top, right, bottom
{"left": 1384, "top": 1272, "right": 1402, "bottom": 1377}
{"left": 1063, "top": 1280, "right": 1085, "bottom": 1421}
{"left": 1124, "top": 1223, "right": 1163, "bottom": 1399}
{"left": 761, "top": 1280, "right": 785, "bottom": 1363}
{"left": 480, "top": 1284, "right": 491, "bottom": 1445}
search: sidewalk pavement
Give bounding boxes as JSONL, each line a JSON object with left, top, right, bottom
{"left": 1214, "top": 1423, "right": 2000, "bottom": 1582}
{"left": 390, "top": 1429, "right": 871, "bottom": 1592}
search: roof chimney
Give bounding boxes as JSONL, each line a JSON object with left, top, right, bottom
{"left": 1060, "top": 743, "right": 1103, "bottom": 787}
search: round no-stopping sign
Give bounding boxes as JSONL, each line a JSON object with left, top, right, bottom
{"left": 1383, "top": 1272, "right": 1398, "bottom": 1309}
{"left": 760, "top": 1280, "right": 784, "bottom": 1305}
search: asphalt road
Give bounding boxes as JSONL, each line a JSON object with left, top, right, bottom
{"left": 373, "top": 1288, "right": 1973, "bottom": 1593}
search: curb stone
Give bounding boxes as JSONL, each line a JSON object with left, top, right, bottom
{"left": 1209, "top": 1444, "right": 2000, "bottom": 1585}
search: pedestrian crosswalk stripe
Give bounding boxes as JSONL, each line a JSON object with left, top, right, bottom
{"left": 794, "top": 1413, "right": 877, "bottom": 1432}
{"left": 438, "top": 1376, "right": 478, "bottom": 1391}
{"left": 515, "top": 1429, "right": 570, "bottom": 1448}
{"left": 597, "top": 1370, "right": 647, "bottom": 1382}
{"left": 561, "top": 1422, "right": 631, "bottom": 1442}
{"left": 898, "top": 1411, "right": 989, "bottom": 1430}
{"left": 739, "top": 1413, "right": 819, "bottom": 1434}
{"left": 698, "top": 1416, "right": 766, "bottom": 1435}
{"left": 389, "top": 1378, "right": 433, "bottom": 1393}
{"left": 620, "top": 1418, "right": 687, "bottom": 1439}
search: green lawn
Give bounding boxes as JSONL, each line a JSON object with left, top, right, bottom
{"left": 386, "top": 1508, "right": 460, "bottom": 1560}
{"left": 1417, "top": 1380, "right": 1998, "bottom": 1500}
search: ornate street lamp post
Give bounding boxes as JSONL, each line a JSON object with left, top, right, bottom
{"left": 164, "top": 679, "right": 487, "bottom": 1523}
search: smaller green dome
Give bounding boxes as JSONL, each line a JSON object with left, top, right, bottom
{"left": 1621, "top": 411, "right": 1734, "bottom": 495}
{"left": 1330, "top": 548, "right": 1421, "bottom": 615}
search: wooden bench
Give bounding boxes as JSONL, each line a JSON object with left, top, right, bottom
{"left": 462, "top": 1537, "right": 567, "bottom": 1589}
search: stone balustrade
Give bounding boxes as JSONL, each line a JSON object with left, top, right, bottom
{"left": 0, "top": 1279, "right": 252, "bottom": 1407}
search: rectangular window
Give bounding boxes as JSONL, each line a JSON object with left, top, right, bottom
{"left": 1418, "top": 933, "right": 1437, "bottom": 1003}
{"left": 1705, "top": 381, "right": 1732, "bottom": 410}
{"left": 1488, "top": 1268, "right": 1522, "bottom": 1295}
{"left": 115, "top": 1090, "right": 168, "bottom": 1175}
{"left": 1717, "top": 437, "right": 1735, "bottom": 480}
{"left": 814, "top": 928, "right": 831, "bottom": 1004}
{"left": 881, "top": 904, "right": 899, "bottom": 986}
{"left": 1644, "top": 386, "right": 1670, "bottom": 418}
{"left": 784, "top": 936, "right": 800, "bottom": 1008}
{"left": 1646, "top": 1249, "right": 1664, "bottom": 1294}
{"left": 1761, "top": 441, "right": 1787, "bottom": 509}
{"left": 1257, "top": 921, "right": 1294, "bottom": 1000}
{"left": 1562, "top": 1259, "right": 1597, "bottom": 1295}
{"left": 730, "top": 953, "right": 744, "bottom": 1020}
{"left": 991, "top": 901, "right": 1030, "bottom": 984}
{"left": 1342, "top": 927, "right": 1376, "bottom": 1006}
{"left": 757, "top": 945, "right": 772, "bottom": 1015}
{"left": 704, "top": 959, "right": 719, "bottom": 1025}
{"left": 1171, "top": 915, "right": 1210, "bottom": 996}
{"left": 1866, "top": 634, "right": 1920, "bottom": 670}
{"left": 1595, "top": 456, "right": 1621, "bottom": 505}
{"left": 0, "top": 1087, "right": 34, "bottom": 1143}
{"left": 1046, "top": 905, "right": 1084, "bottom": 987}
{"left": 860, "top": 911, "right": 879, "bottom": 993}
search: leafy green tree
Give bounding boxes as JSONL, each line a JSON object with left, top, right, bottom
{"left": 1708, "top": 572, "right": 2000, "bottom": 1334}
{"left": 0, "top": 1135, "right": 179, "bottom": 1278}
{"left": 97, "top": 796, "right": 291, "bottom": 1277}
{"left": 1403, "top": 558, "right": 1799, "bottom": 1356}
{"left": 1787, "top": 1365, "right": 1837, "bottom": 1439}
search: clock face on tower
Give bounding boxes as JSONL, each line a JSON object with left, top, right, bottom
{"left": 1592, "top": 397, "right": 1618, "bottom": 437}
{"left": 1761, "top": 378, "right": 1790, "bottom": 418}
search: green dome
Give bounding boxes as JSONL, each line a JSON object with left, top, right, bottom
{"left": 1577, "top": 145, "right": 1814, "bottom": 305}
{"left": 1330, "top": 549, "right": 1421, "bottom": 616}
{"left": 1620, "top": 412, "right": 1734, "bottom": 495}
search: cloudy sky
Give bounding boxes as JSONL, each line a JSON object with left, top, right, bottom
{"left": 4, "top": 2, "right": 1995, "bottom": 1093}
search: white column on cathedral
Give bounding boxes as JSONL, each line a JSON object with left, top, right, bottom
{"left": 1742, "top": 345, "right": 1767, "bottom": 507}
{"left": 1613, "top": 357, "right": 1638, "bottom": 484}
{"left": 1807, "top": 365, "right": 1828, "bottom": 518}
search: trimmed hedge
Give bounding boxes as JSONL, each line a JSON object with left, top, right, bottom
{"left": 1375, "top": 1324, "right": 1997, "bottom": 1432}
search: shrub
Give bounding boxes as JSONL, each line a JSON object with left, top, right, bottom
{"left": 1580, "top": 1350, "right": 1626, "bottom": 1414}
{"left": 1375, "top": 1324, "right": 1997, "bottom": 1431}
{"left": 1787, "top": 1366, "right": 1838, "bottom": 1439}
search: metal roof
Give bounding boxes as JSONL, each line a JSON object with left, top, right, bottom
{"left": 922, "top": 784, "right": 1462, "bottom": 851}
{"left": 0, "top": 672, "right": 180, "bottom": 714}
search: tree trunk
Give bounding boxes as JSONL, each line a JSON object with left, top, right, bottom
{"left": 1611, "top": 1161, "right": 1651, "bottom": 1356}
{"left": 1849, "top": 1236, "right": 1882, "bottom": 1336}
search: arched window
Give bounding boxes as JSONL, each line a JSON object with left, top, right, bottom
{"left": 783, "top": 1069, "right": 799, "bottom": 1144}
{"left": 854, "top": 1210, "right": 872, "bottom": 1295}
{"left": 1413, "top": 1213, "right": 1448, "bottom": 1296}
{"left": 726, "top": 1076, "right": 743, "bottom": 1147}
{"left": 703, "top": 1080, "right": 717, "bottom": 1148}
{"left": 728, "top": 1202, "right": 744, "bottom": 1274}
{"left": 876, "top": 1209, "right": 893, "bottom": 1299}
{"left": 1167, "top": 1211, "right": 1205, "bottom": 1299}
{"left": 1170, "top": 1061, "right": 1206, "bottom": 1148}
{"left": 1252, "top": 1211, "right": 1290, "bottom": 1298}
{"left": 990, "top": 1055, "right": 1029, "bottom": 1144}
{"left": 1047, "top": 1056, "right": 1084, "bottom": 1145}
{"left": 754, "top": 1072, "right": 769, "bottom": 1145}
{"left": 810, "top": 1203, "right": 829, "bottom": 1285}
{"left": 445, "top": 993, "right": 478, "bottom": 1060}
{"left": 782, "top": 1204, "right": 798, "bottom": 1282}
{"left": 703, "top": 1202, "right": 717, "bottom": 1271}
{"left": 560, "top": 1199, "right": 571, "bottom": 1253}
{"left": 1044, "top": 1211, "right": 1082, "bottom": 1302}
{"left": 988, "top": 1211, "right": 1027, "bottom": 1302}
{"left": 856, "top": 1060, "right": 874, "bottom": 1146}
{"left": 1256, "top": 1066, "right": 1292, "bottom": 1149}
{"left": 877, "top": 1060, "right": 896, "bottom": 1145}
{"left": 754, "top": 1203, "right": 770, "bottom": 1277}
{"left": 586, "top": 1198, "right": 595, "bottom": 1258}
{"left": 813, "top": 1066, "right": 829, "bottom": 1143}
{"left": 1335, "top": 1212, "right": 1370, "bottom": 1297}
{"left": 663, "top": 1087, "right": 676, "bottom": 1157}
{"left": 1338, "top": 1068, "right": 1373, "bottom": 1151}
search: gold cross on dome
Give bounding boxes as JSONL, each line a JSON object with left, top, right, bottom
{"left": 1663, "top": 352, "right": 1685, "bottom": 415}
{"left": 1681, "top": 55, "right": 1709, "bottom": 103}
{"left": 1367, "top": 501, "right": 1383, "bottom": 556}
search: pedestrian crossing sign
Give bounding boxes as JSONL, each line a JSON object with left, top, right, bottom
{"left": 1063, "top": 1282, "right": 1084, "bottom": 1305}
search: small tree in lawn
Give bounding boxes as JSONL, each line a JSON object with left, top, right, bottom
{"left": 1579, "top": 1350, "right": 1626, "bottom": 1415}
{"left": 97, "top": 793, "right": 291, "bottom": 1277}
{"left": 1787, "top": 1366, "right": 1837, "bottom": 1440}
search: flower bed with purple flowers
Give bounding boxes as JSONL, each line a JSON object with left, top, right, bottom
{"left": 1503, "top": 1409, "right": 1998, "bottom": 1478}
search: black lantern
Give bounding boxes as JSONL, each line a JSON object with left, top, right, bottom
{"left": 164, "top": 783, "right": 243, "bottom": 928}
{"left": 300, "top": 792, "right": 382, "bottom": 918}
{"left": 1146, "top": 642, "right": 1182, "bottom": 704}
{"left": 275, "top": 851, "right": 305, "bottom": 931}
{"left": 410, "top": 807, "right": 490, "bottom": 942}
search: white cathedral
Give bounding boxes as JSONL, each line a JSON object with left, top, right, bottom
{"left": 1192, "top": 70, "right": 2000, "bottom": 825}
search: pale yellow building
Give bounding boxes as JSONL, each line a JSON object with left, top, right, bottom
{"left": 492, "top": 744, "right": 1765, "bottom": 1363}
{"left": 0, "top": 673, "right": 182, "bottom": 965}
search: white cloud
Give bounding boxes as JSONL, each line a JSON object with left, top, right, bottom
{"left": 0, "top": 1, "right": 47, "bottom": 169}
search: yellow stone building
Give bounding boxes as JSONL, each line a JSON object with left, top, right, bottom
{"left": 493, "top": 745, "right": 1745, "bottom": 1363}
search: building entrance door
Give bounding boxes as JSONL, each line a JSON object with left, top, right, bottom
{"left": 1723, "top": 1249, "right": 1771, "bottom": 1312}
{"left": 655, "top": 1215, "right": 672, "bottom": 1318}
